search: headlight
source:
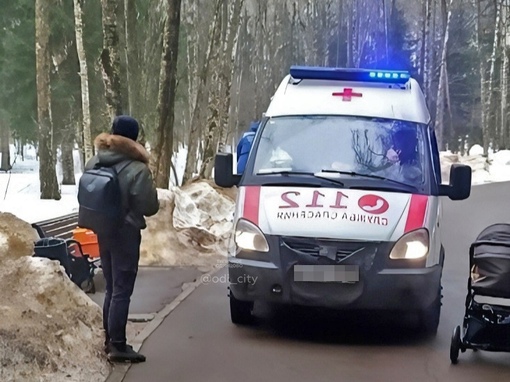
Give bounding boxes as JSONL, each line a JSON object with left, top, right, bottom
{"left": 234, "top": 218, "right": 269, "bottom": 253}
{"left": 389, "top": 228, "right": 429, "bottom": 260}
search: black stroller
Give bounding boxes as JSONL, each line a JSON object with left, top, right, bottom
{"left": 33, "top": 237, "right": 97, "bottom": 294}
{"left": 450, "top": 223, "right": 510, "bottom": 364}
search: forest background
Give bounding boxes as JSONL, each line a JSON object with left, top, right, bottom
{"left": 0, "top": 0, "right": 508, "bottom": 199}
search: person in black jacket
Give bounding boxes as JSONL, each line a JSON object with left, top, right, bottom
{"left": 85, "top": 115, "right": 159, "bottom": 363}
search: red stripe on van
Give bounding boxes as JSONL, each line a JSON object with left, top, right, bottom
{"left": 243, "top": 186, "right": 261, "bottom": 225}
{"left": 404, "top": 195, "right": 428, "bottom": 232}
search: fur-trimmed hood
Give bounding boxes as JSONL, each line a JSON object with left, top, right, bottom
{"left": 94, "top": 133, "right": 150, "bottom": 164}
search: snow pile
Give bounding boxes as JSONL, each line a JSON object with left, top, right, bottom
{"left": 140, "top": 180, "right": 236, "bottom": 269}
{"left": 0, "top": 212, "right": 110, "bottom": 382}
{"left": 486, "top": 150, "right": 510, "bottom": 183}
{"left": 440, "top": 152, "right": 489, "bottom": 184}
{"left": 440, "top": 145, "right": 510, "bottom": 185}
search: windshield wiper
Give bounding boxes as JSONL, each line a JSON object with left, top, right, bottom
{"left": 320, "top": 169, "right": 418, "bottom": 191}
{"left": 257, "top": 170, "right": 345, "bottom": 187}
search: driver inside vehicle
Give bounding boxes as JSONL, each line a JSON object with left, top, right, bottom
{"left": 331, "top": 124, "right": 422, "bottom": 182}
{"left": 386, "top": 127, "right": 419, "bottom": 165}
{"left": 383, "top": 126, "right": 422, "bottom": 182}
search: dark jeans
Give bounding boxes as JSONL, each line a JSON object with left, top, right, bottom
{"left": 98, "top": 223, "right": 141, "bottom": 349}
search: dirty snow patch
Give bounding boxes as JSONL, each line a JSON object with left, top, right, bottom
{"left": 0, "top": 212, "right": 110, "bottom": 382}
{"left": 140, "top": 181, "right": 235, "bottom": 269}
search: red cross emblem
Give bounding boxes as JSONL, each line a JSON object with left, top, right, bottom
{"left": 332, "top": 88, "right": 363, "bottom": 101}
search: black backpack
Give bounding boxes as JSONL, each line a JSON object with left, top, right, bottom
{"left": 77, "top": 160, "right": 131, "bottom": 236}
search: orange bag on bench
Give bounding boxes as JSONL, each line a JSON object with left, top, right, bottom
{"left": 72, "top": 227, "right": 100, "bottom": 259}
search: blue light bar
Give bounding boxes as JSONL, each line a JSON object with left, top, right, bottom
{"left": 289, "top": 66, "right": 411, "bottom": 84}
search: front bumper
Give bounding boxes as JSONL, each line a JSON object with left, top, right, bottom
{"left": 228, "top": 235, "right": 441, "bottom": 311}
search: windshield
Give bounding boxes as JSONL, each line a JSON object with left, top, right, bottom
{"left": 251, "top": 116, "right": 426, "bottom": 187}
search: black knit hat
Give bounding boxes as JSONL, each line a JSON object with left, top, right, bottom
{"left": 111, "top": 115, "right": 139, "bottom": 141}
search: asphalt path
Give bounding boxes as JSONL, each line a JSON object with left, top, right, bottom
{"left": 124, "top": 182, "right": 510, "bottom": 382}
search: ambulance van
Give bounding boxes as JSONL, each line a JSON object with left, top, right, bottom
{"left": 214, "top": 66, "right": 472, "bottom": 334}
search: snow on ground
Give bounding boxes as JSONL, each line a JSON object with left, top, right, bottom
{"left": 0, "top": 212, "right": 110, "bottom": 382}
{"left": 0, "top": 145, "right": 82, "bottom": 223}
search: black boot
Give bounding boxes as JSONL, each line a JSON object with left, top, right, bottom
{"left": 108, "top": 344, "right": 146, "bottom": 363}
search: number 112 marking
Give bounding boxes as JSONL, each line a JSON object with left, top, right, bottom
{"left": 280, "top": 190, "right": 348, "bottom": 209}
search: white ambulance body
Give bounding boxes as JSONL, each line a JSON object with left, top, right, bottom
{"left": 214, "top": 66, "right": 471, "bottom": 334}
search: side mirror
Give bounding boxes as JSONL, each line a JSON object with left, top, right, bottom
{"left": 439, "top": 163, "right": 471, "bottom": 200}
{"left": 214, "top": 152, "right": 241, "bottom": 188}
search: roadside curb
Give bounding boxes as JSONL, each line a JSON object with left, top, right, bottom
{"left": 104, "top": 266, "right": 221, "bottom": 382}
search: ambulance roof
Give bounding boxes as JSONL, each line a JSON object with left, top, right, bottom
{"left": 264, "top": 66, "right": 430, "bottom": 125}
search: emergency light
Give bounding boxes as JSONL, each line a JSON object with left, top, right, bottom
{"left": 290, "top": 66, "right": 411, "bottom": 84}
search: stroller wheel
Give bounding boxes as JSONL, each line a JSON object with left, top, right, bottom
{"left": 450, "top": 325, "right": 461, "bottom": 364}
{"left": 81, "top": 278, "right": 96, "bottom": 294}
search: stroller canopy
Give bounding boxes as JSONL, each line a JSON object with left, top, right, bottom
{"left": 476, "top": 223, "right": 510, "bottom": 243}
{"left": 472, "top": 223, "right": 510, "bottom": 298}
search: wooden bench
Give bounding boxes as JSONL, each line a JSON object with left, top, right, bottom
{"left": 31, "top": 213, "right": 79, "bottom": 240}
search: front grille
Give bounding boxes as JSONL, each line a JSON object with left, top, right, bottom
{"left": 281, "top": 236, "right": 367, "bottom": 261}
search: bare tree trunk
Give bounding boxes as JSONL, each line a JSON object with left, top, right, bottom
{"left": 434, "top": 0, "right": 453, "bottom": 150}
{"left": 444, "top": 68, "right": 455, "bottom": 150}
{"left": 477, "top": 0, "right": 501, "bottom": 155}
{"left": 501, "top": 48, "right": 509, "bottom": 147}
{"left": 101, "top": 0, "right": 123, "bottom": 119}
{"left": 420, "top": 0, "right": 427, "bottom": 83}
{"left": 347, "top": 0, "right": 353, "bottom": 67}
{"left": 75, "top": 119, "right": 84, "bottom": 172}
{"left": 486, "top": 0, "right": 502, "bottom": 150}
{"left": 423, "top": 0, "right": 433, "bottom": 103}
{"left": 185, "top": 0, "right": 199, "bottom": 130}
{"left": 198, "top": 2, "right": 224, "bottom": 180}
{"left": 36, "top": 0, "right": 61, "bottom": 200}
{"left": 383, "top": 0, "right": 389, "bottom": 65}
{"left": 231, "top": 14, "right": 246, "bottom": 146}
{"left": 291, "top": 1, "right": 300, "bottom": 65}
{"left": 61, "top": 138, "right": 75, "bottom": 185}
{"left": 0, "top": 125, "right": 10, "bottom": 171}
{"left": 475, "top": 0, "right": 487, "bottom": 155}
{"left": 200, "top": 0, "right": 244, "bottom": 179}
{"left": 73, "top": 0, "right": 93, "bottom": 163}
{"left": 152, "top": 0, "right": 182, "bottom": 189}
{"left": 218, "top": 1, "right": 243, "bottom": 149}
{"left": 501, "top": 2, "right": 510, "bottom": 148}
{"left": 182, "top": 0, "right": 222, "bottom": 184}
{"left": 124, "top": 0, "right": 138, "bottom": 116}
{"left": 353, "top": 0, "right": 360, "bottom": 66}
{"left": 253, "top": 0, "right": 267, "bottom": 118}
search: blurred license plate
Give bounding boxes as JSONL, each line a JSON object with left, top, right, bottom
{"left": 294, "top": 265, "right": 359, "bottom": 283}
